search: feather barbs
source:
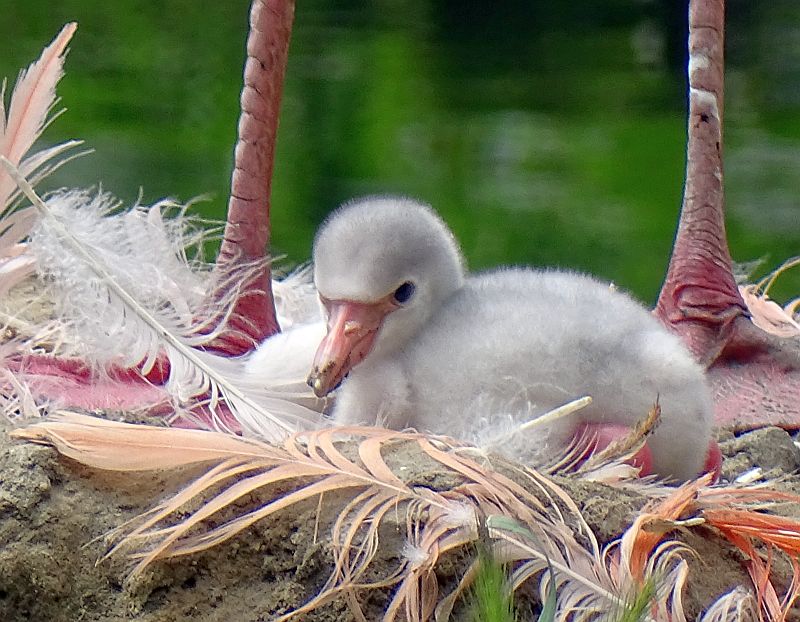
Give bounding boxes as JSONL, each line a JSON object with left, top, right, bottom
{"left": 739, "top": 256, "right": 800, "bottom": 338}
{"left": 0, "top": 23, "right": 84, "bottom": 296}
{"left": 614, "top": 475, "right": 800, "bottom": 621}
{"left": 0, "top": 23, "right": 79, "bottom": 207}
{"left": 1, "top": 159, "right": 322, "bottom": 441}
{"left": 11, "top": 412, "right": 617, "bottom": 620}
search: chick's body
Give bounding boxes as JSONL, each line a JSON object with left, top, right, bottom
{"left": 313, "top": 198, "right": 713, "bottom": 479}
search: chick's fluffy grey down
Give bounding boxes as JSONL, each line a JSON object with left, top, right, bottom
{"left": 313, "top": 197, "right": 713, "bottom": 480}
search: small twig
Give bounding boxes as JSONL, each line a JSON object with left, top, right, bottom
{"left": 518, "top": 396, "right": 593, "bottom": 432}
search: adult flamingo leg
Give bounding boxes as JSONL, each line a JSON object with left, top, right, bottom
{"left": 654, "top": 0, "right": 800, "bottom": 431}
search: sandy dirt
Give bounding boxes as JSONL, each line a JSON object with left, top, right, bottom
{"left": 1, "top": 418, "right": 799, "bottom": 621}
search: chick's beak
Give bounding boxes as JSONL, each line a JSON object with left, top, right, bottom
{"left": 307, "top": 297, "right": 397, "bottom": 397}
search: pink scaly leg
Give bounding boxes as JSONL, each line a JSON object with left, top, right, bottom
{"left": 204, "top": 0, "right": 294, "bottom": 355}
{"left": 573, "top": 1, "right": 799, "bottom": 473}
{"left": 654, "top": 0, "right": 800, "bottom": 431}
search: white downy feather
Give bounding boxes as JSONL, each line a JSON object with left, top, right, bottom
{"left": 2, "top": 158, "right": 324, "bottom": 441}
{"left": 243, "top": 321, "right": 328, "bottom": 414}
{"left": 0, "top": 207, "right": 37, "bottom": 296}
{"left": 249, "top": 266, "right": 329, "bottom": 415}
{"left": 0, "top": 23, "right": 327, "bottom": 436}
{"left": 26, "top": 189, "right": 211, "bottom": 365}
{"left": 272, "top": 264, "right": 323, "bottom": 329}
{"left": 0, "top": 342, "right": 42, "bottom": 421}
{"left": 699, "top": 587, "right": 757, "bottom": 622}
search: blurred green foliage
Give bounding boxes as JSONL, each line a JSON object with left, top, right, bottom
{"left": 2, "top": 0, "right": 799, "bottom": 302}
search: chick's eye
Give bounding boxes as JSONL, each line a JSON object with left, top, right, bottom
{"left": 393, "top": 281, "right": 416, "bottom": 304}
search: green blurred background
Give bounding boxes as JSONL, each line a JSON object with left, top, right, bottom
{"left": 2, "top": 0, "right": 799, "bottom": 304}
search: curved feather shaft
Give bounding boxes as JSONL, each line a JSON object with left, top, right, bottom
{"left": 9, "top": 411, "right": 273, "bottom": 470}
{"left": 2, "top": 158, "right": 307, "bottom": 439}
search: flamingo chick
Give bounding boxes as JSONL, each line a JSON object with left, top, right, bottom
{"left": 307, "top": 197, "right": 714, "bottom": 480}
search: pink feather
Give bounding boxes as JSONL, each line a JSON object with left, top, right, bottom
{"left": 0, "top": 22, "right": 78, "bottom": 210}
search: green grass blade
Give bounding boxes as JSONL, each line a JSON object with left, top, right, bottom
{"left": 469, "top": 545, "right": 516, "bottom": 622}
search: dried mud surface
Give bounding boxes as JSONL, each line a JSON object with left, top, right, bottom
{"left": 1, "top": 419, "right": 799, "bottom": 622}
